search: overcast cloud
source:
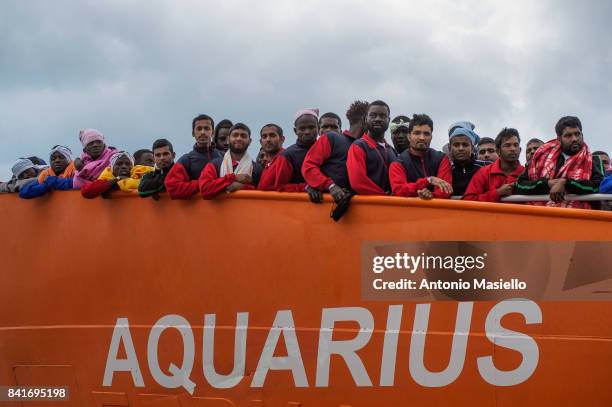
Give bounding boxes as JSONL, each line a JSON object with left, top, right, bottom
{"left": 1, "top": 0, "right": 611, "bottom": 177}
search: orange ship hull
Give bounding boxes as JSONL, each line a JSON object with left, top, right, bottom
{"left": 1, "top": 191, "right": 611, "bottom": 406}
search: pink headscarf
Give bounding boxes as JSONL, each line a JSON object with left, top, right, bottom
{"left": 294, "top": 108, "right": 319, "bottom": 122}
{"left": 79, "top": 129, "right": 105, "bottom": 147}
{"left": 72, "top": 146, "right": 117, "bottom": 189}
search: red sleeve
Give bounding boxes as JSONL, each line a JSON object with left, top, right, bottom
{"left": 272, "top": 155, "right": 306, "bottom": 192}
{"left": 164, "top": 162, "right": 199, "bottom": 199}
{"left": 432, "top": 156, "right": 452, "bottom": 199}
{"left": 81, "top": 179, "right": 113, "bottom": 199}
{"left": 462, "top": 167, "right": 499, "bottom": 202}
{"left": 347, "top": 144, "right": 385, "bottom": 195}
{"left": 302, "top": 135, "right": 333, "bottom": 191}
{"left": 389, "top": 162, "right": 429, "bottom": 197}
{"left": 257, "top": 164, "right": 276, "bottom": 191}
{"left": 198, "top": 162, "right": 236, "bottom": 199}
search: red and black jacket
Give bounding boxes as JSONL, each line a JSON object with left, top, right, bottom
{"left": 259, "top": 144, "right": 310, "bottom": 192}
{"left": 389, "top": 148, "right": 452, "bottom": 198}
{"left": 199, "top": 156, "right": 262, "bottom": 199}
{"left": 164, "top": 144, "right": 222, "bottom": 199}
{"left": 347, "top": 133, "right": 397, "bottom": 195}
{"left": 302, "top": 130, "right": 355, "bottom": 191}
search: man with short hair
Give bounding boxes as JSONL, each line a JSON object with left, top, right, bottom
{"left": 390, "top": 115, "right": 410, "bottom": 154}
{"left": 165, "top": 114, "right": 222, "bottom": 199}
{"left": 199, "top": 123, "right": 262, "bottom": 199}
{"left": 525, "top": 138, "right": 544, "bottom": 163}
{"left": 259, "top": 123, "right": 285, "bottom": 168}
{"left": 259, "top": 111, "right": 322, "bottom": 202}
{"left": 592, "top": 150, "right": 610, "bottom": 173}
{"left": 302, "top": 100, "right": 369, "bottom": 205}
{"left": 347, "top": 100, "right": 397, "bottom": 195}
{"left": 477, "top": 137, "right": 498, "bottom": 162}
{"left": 138, "top": 139, "right": 176, "bottom": 199}
{"left": 134, "top": 149, "right": 155, "bottom": 167}
{"left": 515, "top": 116, "right": 603, "bottom": 208}
{"left": 389, "top": 114, "right": 452, "bottom": 200}
{"left": 319, "top": 112, "right": 342, "bottom": 133}
{"left": 448, "top": 126, "right": 487, "bottom": 197}
{"left": 214, "top": 119, "right": 233, "bottom": 153}
{"left": 463, "top": 128, "right": 524, "bottom": 202}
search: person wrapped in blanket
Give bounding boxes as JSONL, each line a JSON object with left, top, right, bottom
{"left": 81, "top": 151, "right": 153, "bottom": 199}
{"left": 19, "top": 145, "right": 76, "bottom": 198}
{"left": 515, "top": 116, "right": 603, "bottom": 209}
{"left": 0, "top": 158, "right": 42, "bottom": 193}
{"left": 72, "top": 129, "right": 117, "bottom": 189}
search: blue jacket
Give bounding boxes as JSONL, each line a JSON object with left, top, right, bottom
{"left": 600, "top": 174, "right": 612, "bottom": 194}
{"left": 19, "top": 176, "right": 73, "bottom": 199}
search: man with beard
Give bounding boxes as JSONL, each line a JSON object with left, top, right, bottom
{"left": 319, "top": 112, "right": 342, "bottom": 133}
{"left": 515, "top": 116, "right": 603, "bottom": 209}
{"left": 477, "top": 137, "right": 499, "bottom": 163}
{"left": 138, "top": 139, "right": 176, "bottom": 199}
{"left": 302, "top": 100, "right": 369, "bottom": 203}
{"left": 199, "top": 123, "right": 262, "bottom": 199}
{"left": 525, "top": 138, "right": 544, "bottom": 164}
{"left": 347, "top": 100, "right": 397, "bottom": 195}
{"left": 165, "top": 114, "right": 222, "bottom": 199}
{"left": 389, "top": 114, "right": 452, "bottom": 200}
{"left": 448, "top": 125, "right": 487, "bottom": 197}
{"left": 390, "top": 115, "right": 410, "bottom": 154}
{"left": 463, "top": 128, "right": 524, "bottom": 202}
{"left": 259, "top": 110, "right": 323, "bottom": 202}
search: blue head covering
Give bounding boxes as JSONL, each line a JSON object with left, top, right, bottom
{"left": 448, "top": 121, "right": 475, "bottom": 136}
{"left": 449, "top": 127, "right": 480, "bottom": 147}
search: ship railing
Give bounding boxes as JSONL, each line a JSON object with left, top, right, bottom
{"left": 450, "top": 194, "right": 612, "bottom": 202}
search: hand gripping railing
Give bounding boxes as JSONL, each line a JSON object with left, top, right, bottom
{"left": 450, "top": 194, "right": 612, "bottom": 202}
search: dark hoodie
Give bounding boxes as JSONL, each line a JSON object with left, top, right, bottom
{"left": 164, "top": 143, "right": 221, "bottom": 199}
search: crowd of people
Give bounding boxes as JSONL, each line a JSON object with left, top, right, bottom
{"left": 2, "top": 99, "right": 612, "bottom": 219}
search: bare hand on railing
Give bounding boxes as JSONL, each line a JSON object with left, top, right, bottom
{"left": 496, "top": 183, "right": 514, "bottom": 197}
{"left": 417, "top": 188, "right": 433, "bottom": 200}
{"left": 549, "top": 179, "right": 566, "bottom": 202}
{"left": 306, "top": 185, "right": 323, "bottom": 203}
{"left": 226, "top": 182, "right": 245, "bottom": 193}
{"left": 234, "top": 174, "right": 252, "bottom": 184}
{"left": 429, "top": 176, "right": 453, "bottom": 195}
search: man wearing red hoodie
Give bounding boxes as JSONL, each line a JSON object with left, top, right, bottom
{"left": 463, "top": 128, "right": 524, "bottom": 202}
{"left": 164, "top": 114, "right": 222, "bottom": 199}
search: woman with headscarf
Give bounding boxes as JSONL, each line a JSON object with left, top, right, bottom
{"left": 81, "top": 151, "right": 153, "bottom": 199}
{"left": 0, "top": 158, "right": 40, "bottom": 193}
{"left": 72, "top": 129, "right": 117, "bottom": 189}
{"left": 19, "top": 145, "right": 76, "bottom": 199}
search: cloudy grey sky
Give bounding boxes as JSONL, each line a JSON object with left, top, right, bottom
{"left": 1, "top": 0, "right": 611, "bottom": 178}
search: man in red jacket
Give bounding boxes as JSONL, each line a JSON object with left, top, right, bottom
{"left": 347, "top": 100, "right": 396, "bottom": 195}
{"left": 257, "top": 123, "right": 286, "bottom": 190}
{"left": 199, "top": 123, "right": 262, "bottom": 199}
{"left": 389, "top": 114, "right": 452, "bottom": 199}
{"left": 463, "top": 128, "right": 524, "bottom": 202}
{"left": 259, "top": 109, "right": 322, "bottom": 202}
{"left": 302, "top": 100, "right": 369, "bottom": 203}
{"left": 164, "top": 114, "right": 222, "bottom": 199}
